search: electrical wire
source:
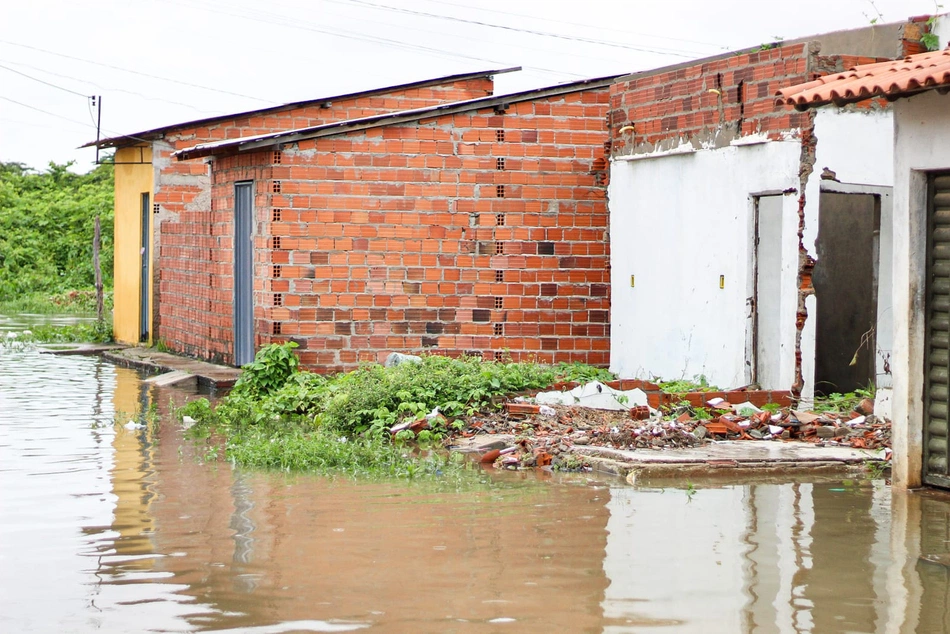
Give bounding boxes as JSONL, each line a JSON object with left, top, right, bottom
{"left": 0, "top": 39, "right": 277, "bottom": 104}
{"left": 330, "top": 0, "right": 707, "bottom": 58}
{"left": 0, "top": 58, "right": 225, "bottom": 115}
{"left": 418, "top": 0, "right": 729, "bottom": 50}
{"left": 0, "top": 63, "right": 90, "bottom": 98}
{"left": 0, "top": 95, "right": 94, "bottom": 129}
{"left": 150, "top": 0, "right": 584, "bottom": 77}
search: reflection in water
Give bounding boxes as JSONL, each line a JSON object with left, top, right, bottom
{"left": 4, "top": 343, "right": 950, "bottom": 632}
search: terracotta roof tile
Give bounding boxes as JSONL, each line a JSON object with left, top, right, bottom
{"left": 777, "top": 49, "right": 950, "bottom": 110}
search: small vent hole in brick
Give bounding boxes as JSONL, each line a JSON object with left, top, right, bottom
{"left": 495, "top": 241, "right": 504, "bottom": 255}
{"left": 272, "top": 181, "right": 281, "bottom": 193}
{"left": 274, "top": 293, "right": 283, "bottom": 306}
{"left": 494, "top": 296, "right": 503, "bottom": 309}
{"left": 272, "top": 236, "right": 282, "bottom": 249}
{"left": 273, "top": 151, "right": 282, "bottom": 164}
{"left": 273, "top": 265, "right": 282, "bottom": 278}
{"left": 496, "top": 157, "right": 505, "bottom": 170}
{"left": 495, "top": 270, "right": 504, "bottom": 282}
{"left": 496, "top": 213, "right": 505, "bottom": 226}
{"left": 494, "top": 323, "right": 503, "bottom": 336}
{"left": 496, "top": 185, "right": 505, "bottom": 198}
{"left": 272, "top": 208, "right": 282, "bottom": 222}
{"left": 152, "top": 202, "right": 160, "bottom": 215}
{"left": 494, "top": 351, "right": 504, "bottom": 362}
{"left": 496, "top": 129, "right": 505, "bottom": 142}
{"left": 273, "top": 322, "right": 282, "bottom": 335}
{"left": 538, "top": 241, "right": 554, "bottom": 255}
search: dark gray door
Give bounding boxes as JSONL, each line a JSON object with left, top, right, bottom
{"left": 925, "top": 173, "right": 950, "bottom": 488}
{"left": 813, "top": 192, "right": 879, "bottom": 396}
{"left": 234, "top": 182, "right": 254, "bottom": 366}
{"left": 140, "top": 192, "right": 150, "bottom": 343}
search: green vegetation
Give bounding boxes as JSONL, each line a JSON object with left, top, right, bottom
{"left": 180, "top": 343, "right": 612, "bottom": 477}
{"left": 0, "top": 161, "right": 114, "bottom": 314}
{"left": 813, "top": 386, "right": 875, "bottom": 414}
{"left": 659, "top": 375, "right": 720, "bottom": 394}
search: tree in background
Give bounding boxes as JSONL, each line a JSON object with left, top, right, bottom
{"left": 0, "top": 161, "right": 114, "bottom": 307}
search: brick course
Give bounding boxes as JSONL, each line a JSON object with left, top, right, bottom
{"left": 163, "top": 87, "right": 612, "bottom": 371}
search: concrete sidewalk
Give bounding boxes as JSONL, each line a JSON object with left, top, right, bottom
{"left": 102, "top": 347, "right": 241, "bottom": 390}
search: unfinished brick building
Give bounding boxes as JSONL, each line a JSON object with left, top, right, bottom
{"left": 171, "top": 76, "right": 618, "bottom": 370}
{"left": 87, "top": 68, "right": 514, "bottom": 347}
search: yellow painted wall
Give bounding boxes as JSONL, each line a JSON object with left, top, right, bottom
{"left": 113, "top": 145, "right": 154, "bottom": 345}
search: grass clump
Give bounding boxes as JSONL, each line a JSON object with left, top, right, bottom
{"left": 659, "top": 375, "right": 720, "bottom": 394}
{"left": 813, "top": 387, "right": 874, "bottom": 414}
{"left": 180, "top": 343, "right": 611, "bottom": 477}
{"left": 2, "top": 320, "right": 112, "bottom": 344}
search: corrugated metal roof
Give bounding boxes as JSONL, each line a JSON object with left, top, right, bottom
{"left": 79, "top": 67, "right": 521, "bottom": 149}
{"left": 777, "top": 48, "right": 950, "bottom": 110}
{"left": 173, "top": 74, "right": 622, "bottom": 161}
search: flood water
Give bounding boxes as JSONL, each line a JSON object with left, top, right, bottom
{"left": 3, "top": 337, "right": 950, "bottom": 632}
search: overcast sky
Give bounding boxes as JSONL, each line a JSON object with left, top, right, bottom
{"left": 0, "top": 0, "right": 940, "bottom": 171}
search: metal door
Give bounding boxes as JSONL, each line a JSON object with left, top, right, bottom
{"left": 139, "top": 192, "right": 150, "bottom": 343}
{"left": 753, "top": 195, "right": 783, "bottom": 389}
{"left": 925, "top": 173, "right": 950, "bottom": 487}
{"left": 234, "top": 182, "right": 255, "bottom": 367}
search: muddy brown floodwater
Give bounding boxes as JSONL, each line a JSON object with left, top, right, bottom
{"left": 2, "top": 338, "right": 950, "bottom": 633}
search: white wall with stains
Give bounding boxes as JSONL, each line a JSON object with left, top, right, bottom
{"left": 608, "top": 141, "right": 801, "bottom": 388}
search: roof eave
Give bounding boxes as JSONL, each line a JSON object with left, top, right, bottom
{"left": 174, "top": 74, "right": 622, "bottom": 161}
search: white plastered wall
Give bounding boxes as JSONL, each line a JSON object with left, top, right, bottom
{"left": 809, "top": 108, "right": 895, "bottom": 411}
{"left": 608, "top": 141, "right": 801, "bottom": 388}
{"left": 892, "top": 91, "right": 950, "bottom": 489}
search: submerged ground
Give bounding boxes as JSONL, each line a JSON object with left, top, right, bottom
{"left": 2, "top": 317, "right": 950, "bottom": 633}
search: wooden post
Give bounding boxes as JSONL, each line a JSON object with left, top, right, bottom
{"left": 93, "top": 215, "right": 103, "bottom": 323}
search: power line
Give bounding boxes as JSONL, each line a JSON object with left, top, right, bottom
{"left": 419, "top": 0, "right": 729, "bottom": 50}
{"left": 152, "top": 0, "right": 583, "bottom": 78}
{"left": 0, "top": 58, "right": 225, "bottom": 115}
{"left": 0, "top": 39, "right": 277, "bottom": 104}
{"left": 0, "top": 63, "right": 90, "bottom": 98}
{"left": 0, "top": 95, "right": 94, "bottom": 129}
{"left": 331, "top": 0, "right": 707, "bottom": 58}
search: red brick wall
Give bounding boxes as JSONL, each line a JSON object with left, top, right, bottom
{"left": 608, "top": 43, "right": 815, "bottom": 156}
{"left": 154, "top": 77, "right": 494, "bottom": 356}
{"left": 167, "top": 87, "right": 612, "bottom": 370}
{"left": 608, "top": 43, "right": 895, "bottom": 156}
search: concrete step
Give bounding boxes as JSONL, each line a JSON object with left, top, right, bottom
{"left": 143, "top": 370, "right": 197, "bottom": 388}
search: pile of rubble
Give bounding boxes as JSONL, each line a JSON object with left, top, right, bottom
{"left": 450, "top": 383, "right": 891, "bottom": 470}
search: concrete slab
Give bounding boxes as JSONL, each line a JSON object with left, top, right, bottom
{"left": 38, "top": 343, "right": 127, "bottom": 356}
{"left": 103, "top": 347, "right": 241, "bottom": 390}
{"left": 450, "top": 434, "right": 885, "bottom": 482}
{"left": 143, "top": 370, "right": 198, "bottom": 389}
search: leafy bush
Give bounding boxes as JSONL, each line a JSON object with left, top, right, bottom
{"left": 179, "top": 347, "right": 614, "bottom": 474}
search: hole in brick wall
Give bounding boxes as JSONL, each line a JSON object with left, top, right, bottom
{"left": 272, "top": 208, "right": 282, "bottom": 222}
{"left": 273, "top": 322, "right": 282, "bottom": 335}
{"left": 496, "top": 157, "right": 505, "bottom": 170}
{"left": 494, "top": 351, "right": 504, "bottom": 362}
{"left": 496, "top": 213, "right": 505, "bottom": 226}
{"left": 152, "top": 202, "right": 160, "bottom": 215}
{"left": 496, "top": 185, "right": 505, "bottom": 198}
{"left": 273, "top": 265, "right": 282, "bottom": 278}
{"left": 272, "top": 181, "right": 282, "bottom": 193}
{"left": 271, "top": 236, "right": 282, "bottom": 249}
{"left": 273, "top": 151, "right": 282, "bottom": 164}
{"left": 494, "top": 323, "right": 503, "bottom": 336}
{"left": 495, "top": 241, "right": 504, "bottom": 255}
{"left": 538, "top": 241, "right": 555, "bottom": 255}
{"left": 496, "top": 129, "right": 505, "bottom": 142}
{"left": 274, "top": 293, "right": 283, "bottom": 306}
{"left": 494, "top": 296, "right": 503, "bottom": 309}
{"left": 495, "top": 270, "right": 504, "bottom": 282}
